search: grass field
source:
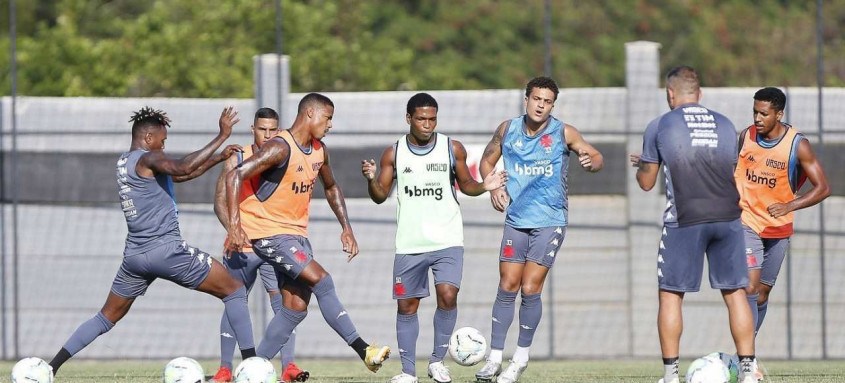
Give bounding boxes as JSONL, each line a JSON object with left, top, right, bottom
{"left": 3, "top": 358, "right": 845, "bottom": 383}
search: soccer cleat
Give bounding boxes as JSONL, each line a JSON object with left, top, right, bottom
{"left": 656, "top": 378, "right": 679, "bottom": 383}
{"left": 754, "top": 360, "right": 766, "bottom": 381}
{"left": 427, "top": 361, "right": 452, "bottom": 383}
{"left": 496, "top": 360, "right": 527, "bottom": 383}
{"left": 475, "top": 360, "right": 502, "bottom": 382}
{"left": 363, "top": 344, "right": 391, "bottom": 372}
{"left": 390, "top": 372, "right": 419, "bottom": 383}
{"left": 738, "top": 358, "right": 759, "bottom": 383}
{"left": 281, "top": 362, "right": 310, "bottom": 382}
{"left": 210, "top": 366, "right": 232, "bottom": 383}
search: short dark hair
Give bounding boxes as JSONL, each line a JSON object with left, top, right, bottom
{"left": 297, "top": 93, "right": 334, "bottom": 114}
{"left": 525, "top": 76, "right": 559, "bottom": 100}
{"left": 129, "top": 106, "right": 171, "bottom": 137}
{"left": 406, "top": 93, "right": 438, "bottom": 116}
{"left": 753, "top": 87, "right": 786, "bottom": 111}
{"left": 254, "top": 107, "right": 279, "bottom": 123}
{"left": 666, "top": 66, "right": 700, "bottom": 95}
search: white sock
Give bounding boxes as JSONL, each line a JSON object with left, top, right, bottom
{"left": 488, "top": 349, "right": 503, "bottom": 364}
{"left": 512, "top": 346, "right": 530, "bottom": 364}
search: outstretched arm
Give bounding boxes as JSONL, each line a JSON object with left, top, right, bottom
{"left": 767, "top": 138, "right": 831, "bottom": 218}
{"left": 173, "top": 144, "right": 242, "bottom": 183}
{"left": 481, "top": 121, "right": 509, "bottom": 212}
{"left": 224, "top": 138, "right": 289, "bottom": 251}
{"left": 320, "top": 145, "right": 359, "bottom": 261}
{"left": 361, "top": 145, "right": 396, "bottom": 204}
{"left": 564, "top": 124, "right": 603, "bottom": 173}
{"left": 452, "top": 139, "right": 506, "bottom": 196}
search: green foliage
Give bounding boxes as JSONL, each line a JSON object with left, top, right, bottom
{"left": 1, "top": 0, "right": 843, "bottom": 97}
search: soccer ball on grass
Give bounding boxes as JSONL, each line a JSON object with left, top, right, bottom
{"left": 234, "top": 356, "right": 276, "bottom": 383}
{"left": 163, "top": 356, "right": 205, "bottom": 383}
{"left": 686, "top": 352, "right": 730, "bottom": 383}
{"left": 448, "top": 326, "right": 488, "bottom": 366}
{"left": 11, "top": 357, "right": 54, "bottom": 383}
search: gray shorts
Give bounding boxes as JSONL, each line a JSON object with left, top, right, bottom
{"left": 499, "top": 225, "right": 566, "bottom": 268}
{"left": 743, "top": 225, "right": 790, "bottom": 287}
{"left": 224, "top": 250, "right": 281, "bottom": 293}
{"left": 658, "top": 219, "right": 748, "bottom": 292}
{"left": 112, "top": 240, "right": 212, "bottom": 299}
{"left": 251, "top": 235, "right": 314, "bottom": 281}
{"left": 392, "top": 246, "right": 463, "bottom": 300}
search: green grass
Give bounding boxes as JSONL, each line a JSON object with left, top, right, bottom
{"left": 2, "top": 358, "right": 845, "bottom": 382}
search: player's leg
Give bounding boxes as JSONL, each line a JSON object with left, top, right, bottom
{"left": 257, "top": 273, "right": 310, "bottom": 366}
{"left": 756, "top": 237, "right": 788, "bottom": 333}
{"left": 213, "top": 250, "right": 262, "bottom": 382}
{"left": 707, "top": 220, "right": 756, "bottom": 382}
{"left": 741, "top": 225, "right": 764, "bottom": 336}
{"left": 657, "top": 224, "right": 706, "bottom": 383}
{"left": 278, "top": 278, "right": 311, "bottom": 383}
{"left": 428, "top": 247, "right": 463, "bottom": 383}
{"left": 392, "top": 251, "right": 431, "bottom": 381}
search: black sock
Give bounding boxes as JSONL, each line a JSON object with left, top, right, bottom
{"left": 49, "top": 348, "right": 72, "bottom": 374}
{"left": 662, "top": 357, "right": 679, "bottom": 365}
{"left": 350, "top": 337, "right": 369, "bottom": 360}
{"left": 738, "top": 354, "right": 755, "bottom": 362}
{"left": 240, "top": 347, "right": 256, "bottom": 359}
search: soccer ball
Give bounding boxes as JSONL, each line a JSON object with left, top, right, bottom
{"left": 163, "top": 356, "right": 205, "bottom": 383}
{"left": 448, "top": 326, "right": 488, "bottom": 366}
{"left": 233, "top": 357, "right": 276, "bottom": 383}
{"left": 686, "top": 352, "right": 730, "bottom": 383}
{"left": 11, "top": 357, "right": 54, "bottom": 383}
{"left": 717, "top": 352, "right": 740, "bottom": 383}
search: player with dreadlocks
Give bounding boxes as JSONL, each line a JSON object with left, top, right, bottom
{"left": 48, "top": 106, "right": 254, "bottom": 376}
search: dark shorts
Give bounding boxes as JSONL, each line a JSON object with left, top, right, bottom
{"left": 742, "top": 225, "right": 789, "bottom": 287}
{"left": 224, "top": 250, "right": 281, "bottom": 293}
{"left": 658, "top": 219, "right": 748, "bottom": 292}
{"left": 251, "top": 235, "right": 314, "bottom": 281}
{"left": 499, "top": 225, "right": 566, "bottom": 268}
{"left": 112, "top": 240, "right": 212, "bottom": 299}
{"left": 392, "top": 246, "right": 463, "bottom": 300}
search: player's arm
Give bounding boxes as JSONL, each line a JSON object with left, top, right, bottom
{"left": 224, "top": 138, "right": 289, "bottom": 250}
{"left": 140, "top": 107, "right": 239, "bottom": 178}
{"left": 481, "top": 121, "right": 509, "bottom": 212}
{"left": 319, "top": 144, "right": 360, "bottom": 260}
{"left": 564, "top": 124, "right": 603, "bottom": 173}
{"left": 635, "top": 119, "right": 661, "bottom": 191}
{"left": 173, "top": 144, "right": 242, "bottom": 183}
{"left": 452, "top": 139, "right": 507, "bottom": 196}
{"left": 767, "top": 138, "right": 831, "bottom": 218}
{"left": 361, "top": 145, "right": 396, "bottom": 204}
{"left": 213, "top": 154, "right": 239, "bottom": 228}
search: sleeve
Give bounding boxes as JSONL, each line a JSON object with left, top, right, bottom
{"left": 640, "top": 117, "right": 661, "bottom": 163}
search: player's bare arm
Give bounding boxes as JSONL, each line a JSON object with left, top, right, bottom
{"left": 361, "top": 145, "right": 396, "bottom": 204}
{"left": 564, "top": 124, "right": 603, "bottom": 172}
{"left": 139, "top": 107, "right": 240, "bottom": 178}
{"left": 173, "top": 144, "right": 243, "bottom": 183}
{"left": 319, "top": 144, "right": 360, "bottom": 260}
{"left": 213, "top": 155, "right": 239, "bottom": 228}
{"left": 767, "top": 138, "right": 831, "bottom": 218}
{"left": 481, "top": 121, "right": 510, "bottom": 212}
{"left": 635, "top": 159, "right": 659, "bottom": 191}
{"left": 452, "top": 139, "right": 507, "bottom": 196}
{"left": 224, "top": 138, "right": 289, "bottom": 251}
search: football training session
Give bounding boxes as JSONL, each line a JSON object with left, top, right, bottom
{"left": 2, "top": 1, "right": 844, "bottom": 383}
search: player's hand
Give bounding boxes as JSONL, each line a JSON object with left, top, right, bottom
{"left": 361, "top": 159, "right": 377, "bottom": 181}
{"left": 629, "top": 153, "right": 642, "bottom": 168}
{"left": 218, "top": 106, "right": 240, "bottom": 137}
{"left": 483, "top": 169, "right": 508, "bottom": 191}
{"left": 767, "top": 202, "right": 792, "bottom": 218}
{"left": 489, "top": 187, "right": 510, "bottom": 213}
{"left": 225, "top": 227, "right": 249, "bottom": 253}
{"left": 221, "top": 144, "right": 244, "bottom": 159}
{"left": 578, "top": 149, "right": 593, "bottom": 170}
{"left": 340, "top": 229, "right": 359, "bottom": 262}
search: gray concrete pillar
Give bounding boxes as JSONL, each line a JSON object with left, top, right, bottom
{"left": 254, "top": 54, "right": 291, "bottom": 127}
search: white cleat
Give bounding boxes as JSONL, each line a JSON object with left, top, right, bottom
{"left": 427, "top": 361, "right": 452, "bottom": 383}
{"left": 475, "top": 360, "right": 502, "bottom": 382}
{"left": 390, "top": 372, "right": 419, "bottom": 383}
{"left": 496, "top": 361, "right": 526, "bottom": 383}
{"left": 657, "top": 378, "right": 679, "bottom": 383}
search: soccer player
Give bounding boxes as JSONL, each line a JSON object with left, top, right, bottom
{"left": 735, "top": 87, "right": 830, "bottom": 378}
{"left": 224, "top": 93, "right": 390, "bottom": 373}
{"left": 48, "top": 106, "right": 256, "bottom": 375}
{"left": 361, "top": 93, "right": 507, "bottom": 383}
{"left": 211, "top": 108, "right": 309, "bottom": 383}
{"left": 632, "top": 66, "right": 757, "bottom": 383}
{"left": 475, "top": 76, "right": 603, "bottom": 383}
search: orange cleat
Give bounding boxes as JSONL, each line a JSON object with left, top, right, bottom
{"left": 281, "top": 362, "right": 310, "bottom": 382}
{"left": 210, "top": 366, "right": 232, "bottom": 383}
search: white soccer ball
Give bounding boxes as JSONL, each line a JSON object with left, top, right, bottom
{"left": 233, "top": 357, "right": 276, "bottom": 383}
{"left": 163, "top": 356, "right": 205, "bottom": 383}
{"left": 11, "top": 357, "right": 54, "bottom": 383}
{"left": 448, "top": 326, "right": 488, "bottom": 366}
{"left": 717, "top": 352, "right": 740, "bottom": 383}
{"left": 686, "top": 352, "right": 730, "bottom": 383}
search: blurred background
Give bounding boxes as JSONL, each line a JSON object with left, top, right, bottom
{"left": 0, "top": 0, "right": 843, "bottom": 362}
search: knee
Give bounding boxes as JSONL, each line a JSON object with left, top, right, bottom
{"left": 757, "top": 290, "right": 770, "bottom": 305}
{"left": 437, "top": 292, "right": 458, "bottom": 311}
{"left": 744, "top": 283, "right": 759, "bottom": 296}
{"left": 499, "top": 280, "right": 520, "bottom": 293}
{"left": 521, "top": 284, "right": 542, "bottom": 296}
{"left": 397, "top": 299, "right": 419, "bottom": 315}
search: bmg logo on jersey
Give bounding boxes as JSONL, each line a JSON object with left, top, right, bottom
{"left": 404, "top": 185, "right": 443, "bottom": 200}
{"left": 745, "top": 169, "right": 777, "bottom": 189}
{"left": 512, "top": 159, "right": 554, "bottom": 177}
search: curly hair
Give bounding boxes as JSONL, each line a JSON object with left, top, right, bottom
{"left": 525, "top": 76, "right": 559, "bottom": 100}
{"left": 130, "top": 106, "right": 171, "bottom": 134}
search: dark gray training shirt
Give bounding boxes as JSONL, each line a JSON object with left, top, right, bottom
{"left": 116, "top": 149, "right": 182, "bottom": 255}
{"left": 641, "top": 103, "right": 741, "bottom": 227}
